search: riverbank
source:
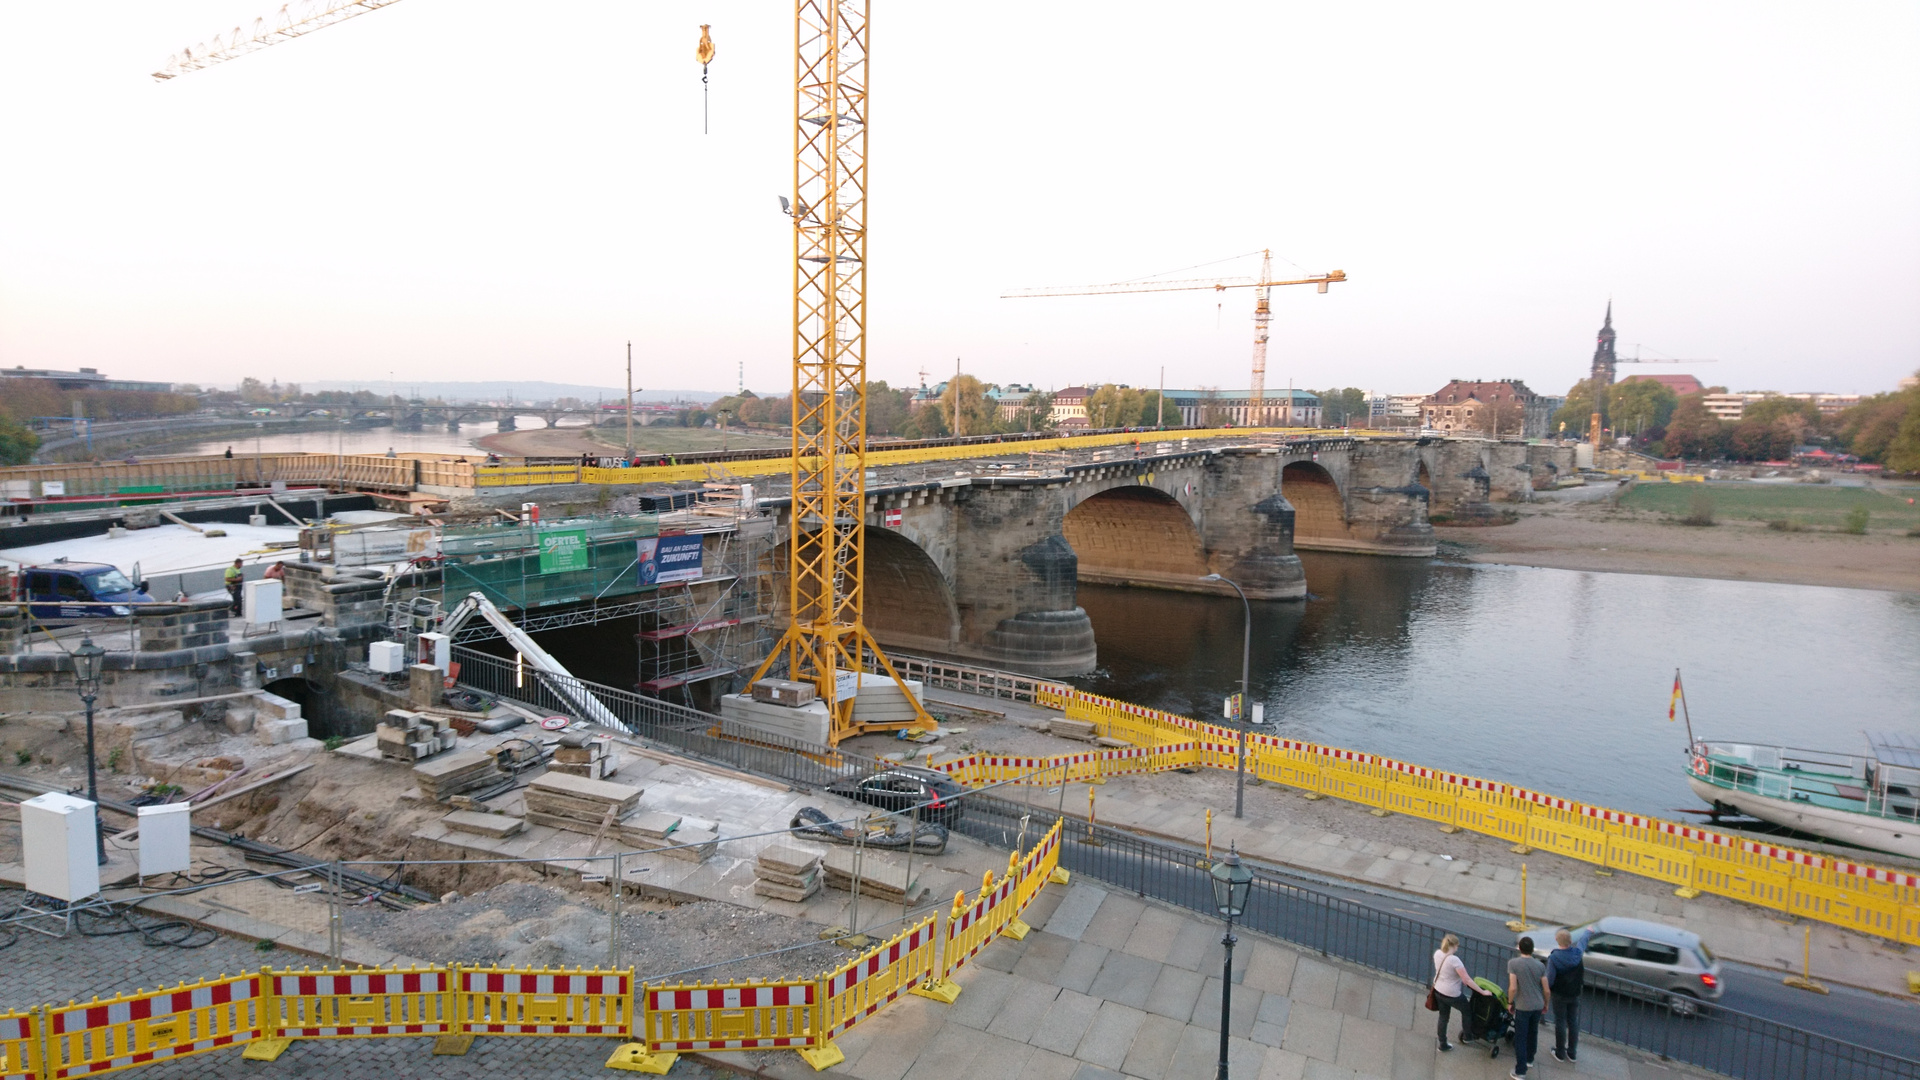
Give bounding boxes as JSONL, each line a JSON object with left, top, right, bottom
{"left": 1439, "top": 501, "right": 1920, "bottom": 593}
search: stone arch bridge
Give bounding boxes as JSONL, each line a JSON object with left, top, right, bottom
{"left": 770, "top": 437, "right": 1569, "bottom": 676}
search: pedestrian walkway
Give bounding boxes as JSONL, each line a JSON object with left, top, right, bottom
{"left": 753, "top": 881, "right": 1710, "bottom": 1080}
{"left": 1067, "top": 767, "right": 1917, "bottom": 998}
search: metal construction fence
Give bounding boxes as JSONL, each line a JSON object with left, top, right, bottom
{"left": 445, "top": 647, "right": 1920, "bottom": 1078}
{"left": 881, "top": 655, "right": 1920, "bottom": 950}
{"left": 0, "top": 825, "right": 1064, "bottom": 1078}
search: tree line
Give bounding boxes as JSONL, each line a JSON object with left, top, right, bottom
{"left": 0, "top": 380, "right": 204, "bottom": 465}
{"left": 1549, "top": 373, "right": 1920, "bottom": 469}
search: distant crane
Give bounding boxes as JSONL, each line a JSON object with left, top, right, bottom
{"left": 1583, "top": 304, "right": 1717, "bottom": 444}
{"left": 1006, "top": 251, "right": 1345, "bottom": 425}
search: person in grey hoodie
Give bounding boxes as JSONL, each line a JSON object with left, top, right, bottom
{"left": 1546, "top": 928, "right": 1585, "bottom": 1062}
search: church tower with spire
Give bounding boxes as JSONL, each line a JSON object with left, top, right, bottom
{"left": 1587, "top": 303, "right": 1618, "bottom": 445}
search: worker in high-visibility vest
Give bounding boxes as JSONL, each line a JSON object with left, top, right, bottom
{"left": 224, "top": 559, "right": 244, "bottom": 615}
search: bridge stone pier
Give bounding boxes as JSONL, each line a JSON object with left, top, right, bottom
{"left": 764, "top": 436, "right": 1568, "bottom": 678}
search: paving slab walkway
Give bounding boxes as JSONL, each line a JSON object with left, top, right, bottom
{"left": 739, "top": 881, "right": 1716, "bottom": 1080}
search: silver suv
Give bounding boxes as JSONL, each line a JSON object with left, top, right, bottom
{"left": 1526, "top": 916, "right": 1723, "bottom": 1015}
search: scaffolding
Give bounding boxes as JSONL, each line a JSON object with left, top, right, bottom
{"left": 633, "top": 501, "right": 778, "bottom": 705}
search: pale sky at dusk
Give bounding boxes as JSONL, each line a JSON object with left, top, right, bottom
{"left": 1, "top": 2, "right": 1915, "bottom": 400}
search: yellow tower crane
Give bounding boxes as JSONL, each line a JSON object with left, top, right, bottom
{"left": 1005, "top": 253, "right": 1345, "bottom": 426}
{"left": 153, "top": 0, "right": 936, "bottom": 744}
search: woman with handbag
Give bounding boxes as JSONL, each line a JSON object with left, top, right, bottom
{"left": 1430, "top": 933, "right": 1486, "bottom": 1052}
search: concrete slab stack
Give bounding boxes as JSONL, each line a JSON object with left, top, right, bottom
{"left": 522, "top": 772, "right": 640, "bottom": 832}
{"left": 753, "top": 844, "right": 824, "bottom": 901}
{"left": 378, "top": 710, "right": 456, "bottom": 761}
{"left": 822, "top": 848, "right": 924, "bottom": 905}
{"left": 413, "top": 749, "right": 503, "bottom": 801}
{"left": 618, "top": 811, "right": 717, "bottom": 862}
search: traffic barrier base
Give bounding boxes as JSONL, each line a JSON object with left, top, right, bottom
{"left": 605, "top": 1043, "right": 676, "bottom": 1074}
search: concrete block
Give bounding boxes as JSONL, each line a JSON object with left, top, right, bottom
{"left": 222, "top": 705, "right": 256, "bottom": 735}
{"left": 257, "top": 717, "right": 308, "bottom": 745}
{"left": 254, "top": 692, "right": 301, "bottom": 720}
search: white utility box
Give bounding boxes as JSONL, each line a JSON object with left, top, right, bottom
{"left": 243, "top": 579, "right": 283, "bottom": 626}
{"left": 20, "top": 792, "right": 100, "bottom": 901}
{"left": 138, "top": 803, "right": 193, "bottom": 878}
{"left": 416, "top": 631, "right": 450, "bottom": 673}
{"left": 369, "top": 640, "right": 406, "bottom": 674}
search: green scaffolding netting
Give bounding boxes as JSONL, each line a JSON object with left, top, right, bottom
{"left": 439, "top": 516, "right": 660, "bottom": 611}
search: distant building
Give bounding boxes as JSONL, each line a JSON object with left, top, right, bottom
{"left": 988, "top": 384, "right": 1040, "bottom": 422}
{"left": 1621, "top": 373, "right": 1706, "bottom": 397}
{"left": 1160, "top": 389, "right": 1320, "bottom": 428}
{"left": 0, "top": 365, "right": 172, "bottom": 393}
{"left": 1049, "top": 386, "right": 1091, "bottom": 425}
{"left": 1421, "top": 378, "right": 1550, "bottom": 438}
{"left": 1704, "top": 391, "right": 1862, "bottom": 421}
{"left": 1385, "top": 394, "right": 1428, "bottom": 424}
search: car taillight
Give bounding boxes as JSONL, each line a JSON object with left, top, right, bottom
{"left": 1699, "top": 973, "right": 1718, "bottom": 989}
{"left": 928, "top": 796, "right": 945, "bottom": 809}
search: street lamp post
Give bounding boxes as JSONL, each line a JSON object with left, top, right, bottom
{"left": 1209, "top": 843, "right": 1253, "bottom": 1080}
{"left": 1202, "top": 573, "right": 1252, "bottom": 818}
{"left": 71, "top": 635, "right": 108, "bottom": 865}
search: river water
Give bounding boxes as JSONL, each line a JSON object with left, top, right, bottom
{"left": 1073, "top": 554, "right": 1920, "bottom": 817}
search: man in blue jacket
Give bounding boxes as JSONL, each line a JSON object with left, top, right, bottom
{"left": 1546, "top": 928, "right": 1585, "bottom": 1062}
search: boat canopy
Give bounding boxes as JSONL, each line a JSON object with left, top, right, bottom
{"left": 1865, "top": 731, "right": 1920, "bottom": 771}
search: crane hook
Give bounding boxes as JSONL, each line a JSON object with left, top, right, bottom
{"left": 696, "top": 25, "right": 716, "bottom": 134}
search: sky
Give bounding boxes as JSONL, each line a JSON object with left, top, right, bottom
{"left": 1, "top": 2, "right": 1915, "bottom": 400}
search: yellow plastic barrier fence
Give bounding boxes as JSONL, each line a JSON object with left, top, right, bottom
{"left": 1014, "top": 820, "right": 1069, "bottom": 915}
{"left": 1, "top": 1010, "right": 43, "bottom": 1080}
{"left": 635, "top": 980, "right": 817, "bottom": 1054}
{"left": 44, "top": 974, "right": 262, "bottom": 1079}
{"left": 936, "top": 868, "right": 1020, "bottom": 984}
{"left": 262, "top": 967, "right": 451, "bottom": 1042}
{"left": 1026, "top": 683, "right": 1920, "bottom": 946}
{"left": 817, "top": 917, "right": 938, "bottom": 1051}
{"left": 456, "top": 969, "right": 629, "bottom": 1036}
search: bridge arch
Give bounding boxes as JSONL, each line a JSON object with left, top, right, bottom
{"left": 1282, "top": 460, "right": 1349, "bottom": 546}
{"left": 1415, "top": 459, "right": 1432, "bottom": 491}
{"left": 1062, "top": 485, "right": 1209, "bottom": 590}
{"left": 773, "top": 527, "right": 960, "bottom": 656}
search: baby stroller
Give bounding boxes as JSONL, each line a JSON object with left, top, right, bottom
{"left": 1463, "top": 976, "right": 1512, "bottom": 1059}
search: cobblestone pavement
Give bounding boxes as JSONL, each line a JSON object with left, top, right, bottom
{"left": 0, "top": 915, "right": 722, "bottom": 1079}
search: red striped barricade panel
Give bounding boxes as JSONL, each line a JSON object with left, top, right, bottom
{"left": 44, "top": 975, "right": 260, "bottom": 1079}
{"left": 821, "top": 918, "right": 937, "bottom": 1039}
{"left": 1, "top": 1010, "right": 43, "bottom": 1080}
{"left": 640, "top": 983, "right": 816, "bottom": 1052}
{"left": 457, "top": 970, "right": 628, "bottom": 1036}
{"left": 272, "top": 969, "right": 450, "bottom": 1038}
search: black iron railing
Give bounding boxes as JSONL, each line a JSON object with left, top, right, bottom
{"left": 449, "top": 647, "right": 1920, "bottom": 1080}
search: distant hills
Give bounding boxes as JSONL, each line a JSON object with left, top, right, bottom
{"left": 304, "top": 380, "right": 727, "bottom": 404}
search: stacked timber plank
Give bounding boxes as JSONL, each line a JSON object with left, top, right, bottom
{"left": 618, "top": 811, "right": 718, "bottom": 862}
{"left": 753, "top": 844, "right": 823, "bottom": 902}
{"left": 822, "top": 849, "right": 924, "bottom": 905}
{"left": 1048, "top": 718, "right": 1099, "bottom": 743}
{"left": 522, "top": 772, "right": 641, "bottom": 832}
{"left": 378, "top": 710, "right": 456, "bottom": 761}
{"left": 414, "top": 749, "right": 504, "bottom": 801}
{"left": 549, "top": 732, "right": 619, "bottom": 781}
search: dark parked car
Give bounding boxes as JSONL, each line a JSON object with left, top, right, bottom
{"left": 826, "top": 766, "right": 967, "bottom": 826}
{"left": 20, "top": 562, "right": 152, "bottom": 620}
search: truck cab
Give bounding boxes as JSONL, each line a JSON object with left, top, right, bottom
{"left": 19, "top": 562, "right": 153, "bottom": 620}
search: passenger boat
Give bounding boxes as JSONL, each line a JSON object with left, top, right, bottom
{"left": 1686, "top": 732, "right": 1920, "bottom": 860}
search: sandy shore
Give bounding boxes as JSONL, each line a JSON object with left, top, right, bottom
{"left": 1441, "top": 505, "right": 1920, "bottom": 593}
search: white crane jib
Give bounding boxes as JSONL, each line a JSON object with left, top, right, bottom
{"left": 440, "top": 593, "right": 627, "bottom": 734}
{"left": 1004, "top": 256, "right": 1345, "bottom": 418}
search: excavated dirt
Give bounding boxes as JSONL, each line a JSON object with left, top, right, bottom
{"left": 346, "top": 883, "right": 855, "bottom": 983}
